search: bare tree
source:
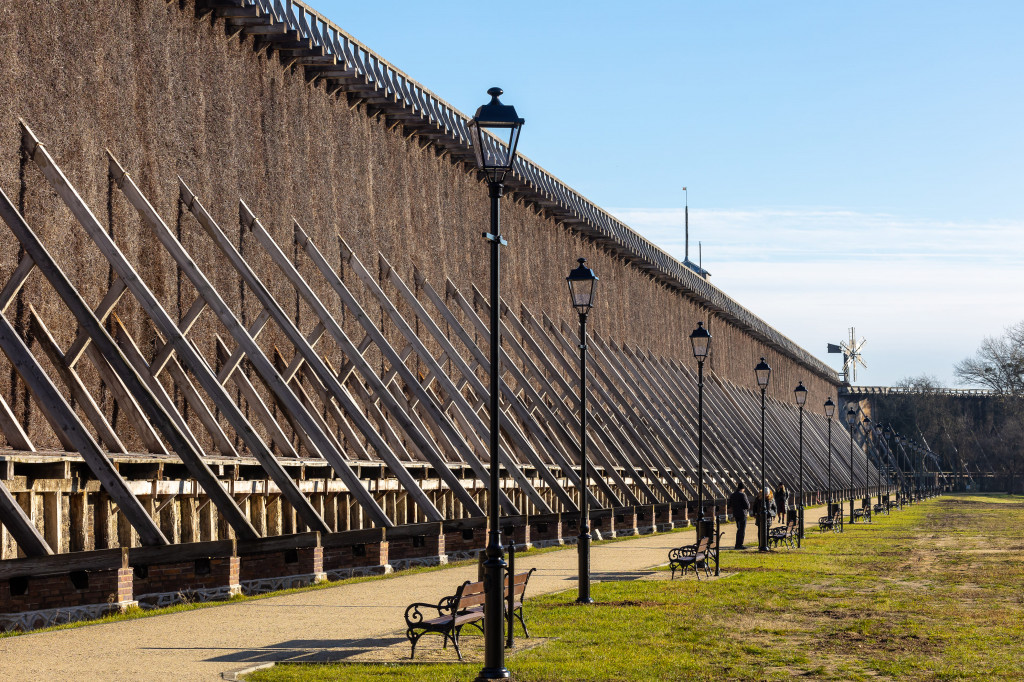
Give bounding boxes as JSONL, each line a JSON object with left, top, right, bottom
{"left": 954, "top": 321, "right": 1024, "bottom": 396}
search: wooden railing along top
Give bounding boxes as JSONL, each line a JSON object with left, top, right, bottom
{"left": 199, "top": 0, "right": 837, "bottom": 381}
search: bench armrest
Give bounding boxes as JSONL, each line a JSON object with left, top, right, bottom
{"left": 404, "top": 597, "right": 457, "bottom": 626}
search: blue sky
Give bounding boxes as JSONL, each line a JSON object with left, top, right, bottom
{"left": 314, "top": 0, "right": 1024, "bottom": 386}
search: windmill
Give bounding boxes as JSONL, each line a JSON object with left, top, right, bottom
{"left": 827, "top": 327, "right": 867, "bottom": 383}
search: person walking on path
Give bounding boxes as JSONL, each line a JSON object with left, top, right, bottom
{"left": 753, "top": 487, "right": 775, "bottom": 550}
{"left": 729, "top": 483, "right": 750, "bottom": 549}
{"left": 776, "top": 484, "right": 789, "bottom": 523}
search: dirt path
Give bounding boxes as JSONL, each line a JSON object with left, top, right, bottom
{"left": 0, "top": 506, "right": 827, "bottom": 681}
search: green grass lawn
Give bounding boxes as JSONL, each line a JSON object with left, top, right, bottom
{"left": 248, "top": 494, "right": 1024, "bottom": 681}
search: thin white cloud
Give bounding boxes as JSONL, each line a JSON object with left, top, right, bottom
{"left": 608, "top": 207, "right": 1024, "bottom": 386}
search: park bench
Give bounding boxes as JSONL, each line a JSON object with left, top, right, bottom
{"left": 818, "top": 509, "right": 842, "bottom": 533}
{"left": 768, "top": 520, "right": 796, "bottom": 549}
{"left": 852, "top": 507, "right": 869, "bottom": 522}
{"left": 887, "top": 500, "right": 900, "bottom": 511}
{"left": 404, "top": 568, "right": 535, "bottom": 660}
{"left": 668, "top": 535, "right": 711, "bottom": 580}
{"left": 873, "top": 502, "right": 887, "bottom": 515}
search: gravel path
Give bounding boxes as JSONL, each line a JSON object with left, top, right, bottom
{"left": 0, "top": 505, "right": 828, "bottom": 681}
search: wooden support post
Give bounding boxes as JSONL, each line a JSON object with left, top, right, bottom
{"left": 0, "top": 305, "right": 168, "bottom": 545}
{"left": 9, "top": 125, "right": 260, "bottom": 540}
{"left": 0, "top": 479, "right": 50, "bottom": 556}
{"left": 344, "top": 245, "right": 569, "bottom": 509}
{"left": 251, "top": 217, "right": 496, "bottom": 515}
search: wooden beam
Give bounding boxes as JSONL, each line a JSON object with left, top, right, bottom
{"left": 342, "top": 245, "right": 568, "bottom": 511}
{"left": 226, "top": 208, "right": 483, "bottom": 518}
{"left": 0, "top": 474, "right": 50, "bottom": 556}
{"left": 0, "top": 309, "right": 167, "bottom": 545}
{"left": 15, "top": 123, "right": 259, "bottom": 540}
{"left": 29, "top": 308, "right": 127, "bottom": 453}
{"left": 99, "top": 155, "right": 335, "bottom": 533}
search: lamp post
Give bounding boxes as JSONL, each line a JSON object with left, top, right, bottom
{"left": 468, "top": 87, "right": 523, "bottom": 682}
{"left": 793, "top": 382, "right": 807, "bottom": 546}
{"left": 824, "top": 397, "right": 836, "bottom": 527}
{"left": 690, "top": 322, "right": 712, "bottom": 540}
{"left": 755, "top": 357, "right": 772, "bottom": 551}
{"left": 863, "top": 418, "right": 873, "bottom": 519}
{"left": 873, "top": 422, "right": 883, "bottom": 506}
{"left": 567, "top": 258, "right": 598, "bottom": 605}
{"left": 846, "top": 407, "right": 857, "bottom": 524}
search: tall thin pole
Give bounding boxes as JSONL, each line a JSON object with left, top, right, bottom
{"left": 479, "top": 180, "right": 509, "bottom": 681}
{"left": 697, "top": 357, "right": 705, "bottom": 536}
{"left": 759, "top": 387, "right": 768, "bottom": 552}
{"left": 849, "top": 421, "right": 856, "bottom": 524}
{"left": 827, "top": 417, "right": 832, "bottom": 510}
{"left": 864, "top": 426, "right": 871, "bottom": 516}
{"left": 577, "top": 311, "right": 593, "bottom": 604}
{"left": 797, "top": 405, "right": 804, "bottom": 545}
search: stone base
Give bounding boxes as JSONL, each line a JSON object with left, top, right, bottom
{"left": 637, "top": 524, "right": 657, "bottom": 535}
{"left": 656, "top": 523, "right": 674, "bottom": 532}
{"left": 388, "top": 555, "right": 448, "bottom": 572}
{"left": 324, "top": 564, "right": 392, "bottom": 582}
{"left": 531, "top": 539, "right": 565, "bottom": 549}
{"left": 445, "top": 549, "right": 483, "bottom": 563}
{"left": 239, "top": 572, "right": 327, "bottom": 596}
{"left": 135, "top": 585, "right": 242, "bottom": 609}
{"left": 0, "top": 600, "right": 137, "bottom": 633}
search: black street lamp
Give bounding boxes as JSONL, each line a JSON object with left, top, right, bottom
{"left": 469, "top": 87, "right": 524, "bottom": 682}
{"left": 824, "top": 397, "right": 837, "bottom": 529}
{"left": 873, "top": 422, "right": 883, "bottom": 506}
{"left": 567, "top": 258, "right": 598, "bottom": 605}
{"left": 755, "top": 357, "right": 772, "bottom": 551}
{"left": 690, "top": 321, "right": 712, "bottom": 540}
{"left": 894, "top": 433, "right": 906, "bottom": 505}
{"left": 846, "top": 407, "right": 857, "bottom": 524}
{"left": 863, "top": 417, "right": 873, "bottom": 519}
{"left": 793, "top": 381, "right": 807, "bottom": 546}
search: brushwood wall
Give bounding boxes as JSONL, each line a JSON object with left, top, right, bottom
{"left": 0, "top": 0, "right": 838, "bottom": 451}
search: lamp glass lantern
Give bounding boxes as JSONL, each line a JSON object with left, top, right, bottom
{"left": 824, "top": 397, "right": 836, "bottom": 418}
{"left": 690, "top": 321, "right": 711, "bottom": 360}
{"left": 793, "top": 381, "right": 807, "bottom": 406}
{"left": 566, "top": 258, "right": 598, "bottom": 313}
{"left": 846, "top": 408, "right": 856, "bottom": 426}
{"left": 754, "top": 357, "right": 772, "bottom": 388}
{"left": 468, "top": 87, "right": 525, "bottom": 184}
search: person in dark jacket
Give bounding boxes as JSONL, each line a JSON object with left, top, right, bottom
{"left": 752, "top": 487, "right": 775, "bottom": 550}
{"left": 729, "top": 483, "right": 750, "bottom": 549}
{"left": 776, "top": 484, "right": 789, "bottom": 523}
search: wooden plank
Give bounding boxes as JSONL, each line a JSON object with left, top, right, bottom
{"left": 149, "top": 297, "right": 208, "bottom": 376}
{"left": 445, "top": 281, "right": 633, "bottom": 507}
{"left": 0, "top": 477, "right": 51, "bottom": 556}
{"left": 572, "top": 328, "right": 693, "bottom": 499}
{"left": 170, "top": 177, "right": 412, "bottom": 525}
{"left": 288, "top": 225, "right": 532, "bottom": 514}
{"left": 419, "top": 273, "right": 618, "bottom": 507}
{"left": 110, "top": 315, "right": 218, "bottom": 457}
{"left": 541, "top": 314, "right": 668, "bottom": 503}
{"left": 345, "top": 247, "right": 573, "bottom": 510}
{"left": 0, "top": 254, "right": 35, "bottom": 315}
{"left": 222, "top": 206, "right": 484, "bottom": 517}
{"left": 0, "top": 388, "right": 33, "bottom": 452}
{"left": 29, "top": 307, "right": 126, "bottom": 453}
{"left": 83, "top": 342, "right": 168, "bottom": 455}
{"left": 16, "top": 124, "right": 258, "bottom": 540}
{"left": 214, "top": 335, "right": 302, "bottom": 459}
{"left": 102, "top": 153, "right": 335, "bottom": 534}
{"left": 64, "top": 278, "right": 128, "bottom": 368}
{"left": 0, "top": 310, "right": 168, "bottom": 546}
{"left": 0, "top": 545, "right": 131, "bottom": 578}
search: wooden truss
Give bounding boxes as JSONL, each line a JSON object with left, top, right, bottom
{"left": 0, "top": 122, "right": 880, "bottom": 557}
